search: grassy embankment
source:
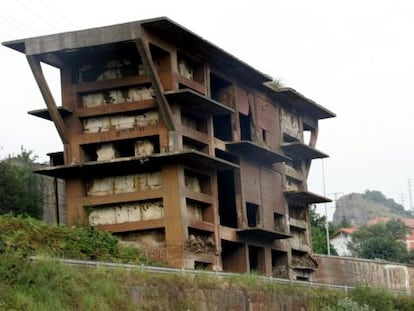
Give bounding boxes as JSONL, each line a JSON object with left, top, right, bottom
{"left": 1, "top": 215, "right": 414, "bottom": 310}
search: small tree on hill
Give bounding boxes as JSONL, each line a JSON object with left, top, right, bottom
{"left": 339, "top": 216, "right": 352, "bottom": 228}
{"left": 0, "top": 147, "right": 44, "bottom": 219}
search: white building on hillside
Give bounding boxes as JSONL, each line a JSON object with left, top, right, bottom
{"left": 330, "top": 227, "right": 356, "bottom": 256}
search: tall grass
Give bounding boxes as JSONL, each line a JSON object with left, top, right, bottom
{"left": 0, "top": 254, "right": 137, "bottom": 310}
{"left": 2, "top": 215, "right": 414, "bottom": 310}
{"left": 2, "top": 255, "right": 414, "bottom": 310}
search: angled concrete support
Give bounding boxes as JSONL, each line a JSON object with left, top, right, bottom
{"left": 26, "top": 55, "right": 69, "bottom": 144}
{"left": 304, "top": 124, "right": 319, "bottom": 178}
{"left": 135, "top": 39, "right": 172, "bottom": 128}
{"left": 135, "top": 34, "right": 178, "bottom": 151}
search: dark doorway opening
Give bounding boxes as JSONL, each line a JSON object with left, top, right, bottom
{"left": 217, "top": 170, "right": 238, "bottom": 228}
{"left": 239, "top": 113, "right": 252, "bottom": 141}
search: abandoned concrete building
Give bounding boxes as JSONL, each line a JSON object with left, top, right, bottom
{"left": 3, "top": 17, "right": 334, "bottom": 280}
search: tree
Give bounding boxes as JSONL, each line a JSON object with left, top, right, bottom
{"left": 339, "top": 216, "right": 352, "bottom": 228}
{"left": 348, "top": 218, "right": 413, "bottom": 263}
{"left": 310, "top": 206, "right": 337, "bottom": 255}
{"left": 0, "top": 148, "right": 44, "bottom": 218}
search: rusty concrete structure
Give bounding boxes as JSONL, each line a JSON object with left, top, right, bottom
{"left": 3, "top": 17, "right": 334, "bottom": 280}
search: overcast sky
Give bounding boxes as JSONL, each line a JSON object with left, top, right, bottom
{"left": 1, "top": 0, "right": 413, "bottom": 216}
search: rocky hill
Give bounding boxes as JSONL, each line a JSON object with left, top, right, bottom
{"left": 332, "top": 190, "right": 413, "bottom": 226}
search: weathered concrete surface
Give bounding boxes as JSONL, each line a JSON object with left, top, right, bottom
{"left": 42, "top": 175, "right": 66, "bottom": 224}
{"left": 82, "top": 111, "right": 158, "bottom": 133}
{"left": 129, "top": 285, "right": 309, "bottom": 311}
{"left": 313, "top": 255, "right": 414, "bottom": 292}
{"left": 82, "top": 86, "right": 153, "bottom": 108}
{"left": 89, "top": 201, "right": 164, "bottom": 226}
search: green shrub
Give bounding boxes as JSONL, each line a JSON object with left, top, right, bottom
{"left": 350, "top": 286, "right": 393, "bottom": 311}
{"left": 0, "top": 214, "right": 150, "bottom": 264}
{"left": 392, "top": 293, "right": 414, "bottom": 311}
{"left": 328, "top": 297, "right": 373, "bottom": 311}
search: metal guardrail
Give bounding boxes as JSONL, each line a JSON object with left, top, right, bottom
{"left": 31, "top": 257, "right": 410, "bottom": 295}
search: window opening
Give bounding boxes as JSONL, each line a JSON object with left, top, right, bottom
{"left": 246, "top": 202, "right": 259, "bottom": 227}
{"left": 239, "top": 113, "right": 252, "bottom": 141}
{"left": 217, "top": 170, "right": 238, "bottom": 228}
{"left": 213, "top": 115, "right": 232, "bottom": 141}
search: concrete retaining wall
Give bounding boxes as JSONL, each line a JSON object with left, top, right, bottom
{"left": 313, "top": 255, "right": 414, "bottom": 292}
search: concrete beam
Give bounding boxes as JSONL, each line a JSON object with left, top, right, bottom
{"left": 135, "top": 38, "right": 175, "bottom": 130}
{"left": 26, "top": 55, "right": 69, "bottom": 144}
{"left": 134, "top": 34, "right": 178, "bottom": 151}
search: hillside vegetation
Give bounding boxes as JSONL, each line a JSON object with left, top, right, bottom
{"left": 0, "top": 149, "right": 44, "bottom": 219}
{"left": 2, "top": 215, "right": 414, "bottom": 310}
{"left": 0, "top": 214, "right": 151, "bottom": 264}
{"left": 333, "top": 190, "right": 412, "bottom": 226}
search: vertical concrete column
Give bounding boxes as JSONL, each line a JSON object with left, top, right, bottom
{"left": 263, "top": 248, "right": 273, "bottom": 276}
{"left": 65, "top": 178, "right": 86, "bottom": 226}
{"left": 207, "top": 116, "right": 215, "bottom": 157}
{"left": 233, "top": 168, "right": 244, "bottom": 228}
{"left": 158, "top": 128, "right": 170, "bottom": 153}
{"left": 210, "top": 171, "right": 223, "bottom": 271}
{"left": 162, "top": 164, "right": 187, "bottom": 267}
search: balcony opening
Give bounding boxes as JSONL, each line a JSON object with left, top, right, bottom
{"left": 217, "top": 170, "right": 238, "bottom": 228}
{"left": 221, "top": 240, "right": 246, "bottom": 273}
{"left": 246, "top": 202, "right": 259, "bottom": 227}
{"left": 149, "top": 44, "right": 171, "bottom": 73}
{"left": 48, "top": 152, "right": 64, "bottom": 166}
{"left": 213, "top": 114, "right": 232, "bottom": 141}
{"left": 186, "top": 199, "right": 214, "bottom": 223}
{"left": 283, "top": 133, "right": 299, "bottom": 143}
{"left": 262, "top": 129, "right": 268, "bottom": 144}
{"left": 291, "top": 249, "right": 317, "bottom": 274}
{"left": 81, "top": 136, "right": 160, "bottom": 162}
{"left": 215, "top": 148, "right": 239, "bottom": 165}
{"left": 272, "top": 249, "right": 288, "bottom": 278}
{"left": 184, "top": 169, "right": 211, "bottom": 195}
{"left": 248, "top": 245, "right": 265, "bottom": 274}
{"left": 286, "top": 160, "right": 303, "bottom": 172}
{"left": 210, "top": 73, "right": 234, "bottom": 108}
{"left": 195, "top": 261, "right": 212, "bottom": 270}
{"left": 181, "top": 109, "right": 208, "bottom": 133}
{"left": 274, "top": 213, "right": 285, "bottom": 232}
{"left": 291, "top": 228, "right": 309, "bottom": 251}
{"left": 239, "top": 113, "right": 252, "bottom": 141}
{"left": 187, "top": 228, "right": 215, "bottom": 254}
{"left": 71, "top": 42, "right": 142, "bottom": 83}
{"left": 183, "top": 137, "right": 208, "bottom": 154}
{"left": 177, "top": 53, "right": 204, "bottom": 84}
{"left": 288, "top": 204, "right": 306, "bottom": 221}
